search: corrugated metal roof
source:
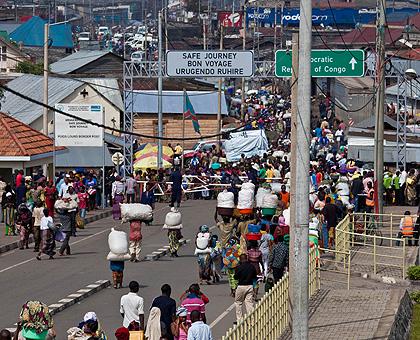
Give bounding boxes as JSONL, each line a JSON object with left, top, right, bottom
{"left": 50, "top": 50, "right": 110, "bottom": 74}
{"left": 83, "top": 78, "right": 123, "bottom": 111}
{"left": 128, "top": 90, "right": 228, "bottom": 115}
{"left": 2, "top": 74, "right": 83, "bottom": 125}
{"left": 0, "top": 23, "right": 21, "bottom": 35}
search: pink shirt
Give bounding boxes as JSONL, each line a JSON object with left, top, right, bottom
{"left": 181, "top": 296, "right": 205, "bottom": 322}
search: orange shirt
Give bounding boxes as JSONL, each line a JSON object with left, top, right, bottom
{"left": 280, "top": 191, "right": 290, "bottom": 207}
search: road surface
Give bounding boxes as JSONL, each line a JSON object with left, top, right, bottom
{"left": 0, "top": 200, "right": 236, "bottom": 339}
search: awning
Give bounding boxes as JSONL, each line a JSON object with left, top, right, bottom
{"left": 55, "top": 146, "right": 114, "bottom": 168}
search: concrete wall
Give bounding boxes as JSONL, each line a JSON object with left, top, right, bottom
{"left": 388, "top": 290, "right": 413, "bottom": 340}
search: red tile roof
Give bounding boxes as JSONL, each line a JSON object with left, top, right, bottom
{"left": 0, "top": 112, "right": 58, "bottom": 157}
{"left": 389, "top": 48, "right": 420, "bottom": 61}
{"left": 336, "top": 26, "right": 403, "bottom": 46}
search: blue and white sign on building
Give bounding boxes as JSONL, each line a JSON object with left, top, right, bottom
{"left": 55, "top": 104, "right": 104, "bottom": 147}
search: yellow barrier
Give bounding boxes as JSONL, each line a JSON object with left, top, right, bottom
{"left": 335, "top": 212, "right": 409, "bottom": 280}
{"left": 222, "top": 248, "right": 319, "bottom": 340}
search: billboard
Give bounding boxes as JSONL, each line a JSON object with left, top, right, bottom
{"left": 55, "top": 104, "right": 104, "bottom": 147}
{"left": 245, "top": 7, "right": 417, "bottom": 28}
{"left": 218, "top": 11, "right": 243, "bottom": 27}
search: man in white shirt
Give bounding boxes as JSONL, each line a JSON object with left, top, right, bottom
{"left": 187, "top": 310, "right": 213, "bottom": 340}
{"left": 120, "top": 281, "right": 145, "bottom": 329}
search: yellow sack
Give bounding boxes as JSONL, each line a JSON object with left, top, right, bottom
{"left": 129, "top": 331, "right": 144, "bottom": 340}
{"left": 76, "top": 214, "right": 85, "bottom": 229}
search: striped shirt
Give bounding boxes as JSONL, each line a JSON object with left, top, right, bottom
{"left": 181, "top": 295, "right": 205, "bottom": 322}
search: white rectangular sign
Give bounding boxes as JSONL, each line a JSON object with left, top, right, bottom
{"left": 166, "top": 50, "right": 254, "bottom": 77}
{"left": 54, "top": 104, "right": 104, "bottom": 147}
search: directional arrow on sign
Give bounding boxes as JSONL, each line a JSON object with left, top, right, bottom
{"left": 349, "top": 57, "right": 357, "bottom": 70}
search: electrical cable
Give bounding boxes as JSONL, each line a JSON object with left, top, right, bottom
{"left": 0, "top": 82, "right": 298, "bottom": 141}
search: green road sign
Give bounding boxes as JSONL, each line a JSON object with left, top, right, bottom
{"left": 275, "top": 49, "right": 365, "bottom": 78}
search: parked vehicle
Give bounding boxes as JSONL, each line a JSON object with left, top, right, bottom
{"left": 183, "top": 140, "right": 226, "bottom": 160}
{"left": 78, "top": 32, "right": 90, "bottom": 41}
{"left": 98, "top": 26, "right": 109, "bottom": 36}
{"left": 131, "top": 51, "right": 145, "bottom": 62}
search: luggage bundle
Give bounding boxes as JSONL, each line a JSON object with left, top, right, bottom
{"left": 120, "top": 203, "right": 153, "bottom": 223}
{"left": 261, "top": 193, "right": 279, "bottom": 217}
{"left": 163, "top": 207, "right": 183, "bottom": 230}
{"left": 246, "top": 223, "right": 262, "bottom": 241}
{"left": 194, "top": 232, "right": 211, "bottom": 255}
{"left": 107, "top": 228, "right": 131, "bottom": 261}
{"left": 217, "top": 190, "right": 235, "bottom": 217}
{"left": 54, "top": 199, "right": 78, "bottom": 211}
{"left": 237, "top": 185, "right": 255, "bottom": 215}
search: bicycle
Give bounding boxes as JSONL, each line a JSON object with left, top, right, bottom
{"left": 353, "top": 214, "right": 383, "bottom": 246}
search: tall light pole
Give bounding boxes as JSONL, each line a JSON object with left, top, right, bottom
{"left": 374, "top": 0, "right": 386, "bottom": 215}
{"left": 157, "top": 10, "right": 163, "bottom": 168}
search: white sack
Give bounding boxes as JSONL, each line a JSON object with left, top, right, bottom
{"left": 108, "top": 228, "right": 128, "bottom": 254}
{"left": 256, "top": 188, "right": 271, "bottom": 208}
{"left": 241, "top": 182, "right": 255, "bottom": 192}
{"left": 262, "top": 193, "right": 279, "bottom": 209}
{"left": 237, "top": 189, "right": 254, "bottom": 209}
{"left": 217, "top": 190, "right": 235, "bottom": 208}
{"left": 106, "top": 251, "right": 131, "bottom": 261}
{"left": 120, "top": 203, "right": 153, "bottom": 222}
{"left": 164, "top": 208, "right": 182, "bottom": 227}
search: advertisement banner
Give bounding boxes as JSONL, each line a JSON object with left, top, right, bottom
{"left": 55, "top": 104, "right": 104, "bottom": 147}
{"left": 218, "top": 11, "right": 243, "bottom": 27}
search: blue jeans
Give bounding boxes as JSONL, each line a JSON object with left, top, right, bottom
{"left": 79, "top": 209, "right": 86, "bottom": 219}
{"left": 322, "top": 223, "right": 328, "bottom": 248}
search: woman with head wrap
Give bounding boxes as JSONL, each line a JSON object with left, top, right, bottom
{"left": 170, "top": 307, "right": 189, "bottom": 340}
{"left": 145, "top": 307, "right": 162, "bottom": 340}
{"left": 16, "top": 301, "right": 53, "bottom": 340}
{"left": 222, "top": 237, "right": 241, "bottom": 297}
{"left": 195, "top": 225, "right": 212, "bottom": 285}
{"left": 114, "top": 327, "right": 129, "bottom": 340}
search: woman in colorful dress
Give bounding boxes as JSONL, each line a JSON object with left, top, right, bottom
{"left": 222, "top": 236, "right": 241, "bottom": 297}
{"left": 44, "top": 181, "right": 56, "bottom": 218}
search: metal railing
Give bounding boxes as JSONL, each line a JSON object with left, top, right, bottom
{"left": 221, "top": 248, "right": 319, "bottom": 340}
{"left": 334, "top": 212, "right": 413, "bottom": 280}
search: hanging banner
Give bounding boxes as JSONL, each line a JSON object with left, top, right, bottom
{"left": 218, "top": 11, "right": 243, "bottom": 27}
{"left": 54, "top": 104, "right": 104, "bottom": 147}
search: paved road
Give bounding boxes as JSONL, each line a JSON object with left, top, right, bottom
{"left": 0, "top": 200, "right": 236, "bottom": 339}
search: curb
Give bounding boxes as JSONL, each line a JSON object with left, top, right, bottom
{"left": 6, "top": 279, "right": 110, "bottom": 333}
{"left": 0, "top": 210, "right": 112, "bottom": 255}
{"left": 146, "top": 239, "right": 190, "bottom": 261}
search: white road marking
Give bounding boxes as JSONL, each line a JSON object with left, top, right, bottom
{"left": 0, "top": 228, "right": 109, "bottom": 273}
{"left": 210, "top": 302, "right": 236, "bottom": 328}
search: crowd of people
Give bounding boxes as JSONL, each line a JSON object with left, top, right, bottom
{"left": 1, "top": 281, "right": 215, "bottom": 340}
{"left": 1, "top": 87, "right": 419, "bottom": 340}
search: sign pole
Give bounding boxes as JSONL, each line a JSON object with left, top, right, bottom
{"left": 53, "top": 112, "right": 56, "bottom": 183}
{"left": 157, "top": 10, "right": 163, "bottom": 169}
{"left": 182, "top": 89, "right": 186, "bottom": 169}
{"left": 217, "top": 24, "right": 223, "bottom": 154}
{"left": 241, "top": 4, "right": 246, "bottom": 120}
{"left": 102, "top": 108, "right": 106, "bottom": 209}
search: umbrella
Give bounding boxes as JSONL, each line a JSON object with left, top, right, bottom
{"left": 134, "top": 157, "right": 172, "bottom": 170}
{"left": 133, "top": 143, "right": 174, "bottom": 170}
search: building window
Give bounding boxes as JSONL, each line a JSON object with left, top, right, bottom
{"left": 0, "top": 46, "right": 6, "bottom": 62}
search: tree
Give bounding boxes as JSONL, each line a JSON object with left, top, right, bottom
{"left": 16, "top": 60, "right": 44, "bottom": 75}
